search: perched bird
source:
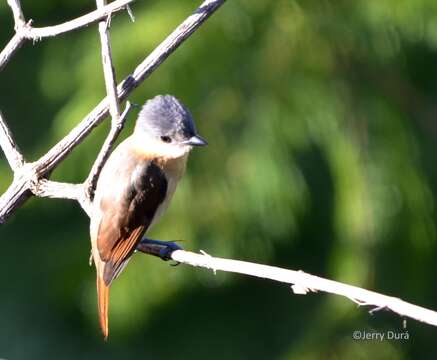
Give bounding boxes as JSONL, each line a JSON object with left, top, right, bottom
{"left": 90, "top": 95, "right": 207, "bottom": 339}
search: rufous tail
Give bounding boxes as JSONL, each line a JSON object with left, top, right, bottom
{"left": 97, "top": 276, "right": 110, "bottom": 340}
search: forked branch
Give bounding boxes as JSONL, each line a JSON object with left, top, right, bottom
{"left": 0, "top": 0, "right": 135, "bottom": 71}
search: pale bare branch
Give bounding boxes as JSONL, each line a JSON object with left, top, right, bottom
{"left": 30, "top": 179, "right": 92, "bottom": 216}
{"left": 0, "top": 169, "right": 32, "bottom": 224}
{"left": 164, "top": 249, "right": 437, "bottom": 327}
{"left": 0, "top": 111, "right": 25, "bottom": 171}
{"left": 85, "top": 102, "right": 132, "bottom": 200}
{"left": 126, "top": 5, "right": 135, "bottom": 22}
{"left": 6, "top": 0, "right": 25, "bottom": 29}
{"left": 31, "top": 179, "right": 82, "bottom": 201}
{"left": 0, "top": 0, "right": 134, "bottom": 71}
{"left": 23, "top": 0, "right": 134, "bottom": 39}
{"left": 0, "top": 32, "right": 26, "bottom": 72}
{"left": 128, "top": 0, "right": 226, "bottom": 89}
{"left": 96, "top": 0, "right": 121, "bottom": 123}
{"left": 85, "top": 0, "right": 122, "bottom": 200}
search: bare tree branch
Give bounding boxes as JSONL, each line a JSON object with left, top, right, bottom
{"left": 0, "top": 173, "right": 30, "bottom": 220}
{"left": 6, "top": 0, "right": 25, "bottom": 29}
{"left": 83, "top": 0, "right": 123, "bottom": 201}
{"left": 25, "top": 0, "right": 133, "bottom": 39}
{"left": 161, "top": 249, "right": 437, "bottom": 327}
{"left": 31, "top": 179, "right": 92, "bottom": 216}
{"left": 85, "top": 102, "right": 132, "bottom": 200}
{"left": 0, "top": 111, "right": 25, "bottom": 171}
{"left": 0, "top": 32, "right": 26, "bottom": 73}
{"left": 96, "top": 0, "right": 121, "bottom": 123}
{"left": 2, "top": 1, "right": 28, "bottom": 71}
{"left": 0, "top": 0, "right": 134, "bottom": 71}
{"left": 0, "top": 0, "right": 226, "bottom": 223}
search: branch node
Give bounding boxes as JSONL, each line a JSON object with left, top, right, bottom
{"left": 200, "top": 250, "right": 217, "bottom": 275}
{"left": 121, "top": 75, "right": 136, "bottom": 91}
{"left": 291, "top": 284, "right": 309, "bottom": 295}
{"left": 104, "top": 12, "right": 112, "bottom": 30}
{"left": 28, "top": 178, "right": 43, "bottom": 196}
{"left": 347, "top": 297, "right": 369, "bottom": 307}
{"left": 369, "top": 305, "right": 387, "bottom": 315}
{"left": 291, "top": 271, "right": 318, "bottom": 294}
{"left": 18, "top": 19, "right": 34, "bottom": 38}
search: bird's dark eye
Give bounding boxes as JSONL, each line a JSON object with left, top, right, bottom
{"left": 161, "top": 136, "right": 172, "bottom": 143}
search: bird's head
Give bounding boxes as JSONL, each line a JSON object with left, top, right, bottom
{"left": 133, "top": 95, "right": 207, "bottom": 157}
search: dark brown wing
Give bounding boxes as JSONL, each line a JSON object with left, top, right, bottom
{"left": 96, "top": 159, "right": 168, "bottom": 285}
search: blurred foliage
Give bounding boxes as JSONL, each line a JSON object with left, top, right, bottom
{"left": 1, "top": 0, "right": 437, "bottom": 359}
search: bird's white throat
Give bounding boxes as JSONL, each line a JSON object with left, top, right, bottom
{"left": 131, "top": 133, "right": 192, "bottom": 159}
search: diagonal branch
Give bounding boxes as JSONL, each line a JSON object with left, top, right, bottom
{"left": 0, "top": 32, "right": 26, "bottom": 74}
{"left": 159, "top": 249, "right": 437, "bottom": 327}
{"left": 0, "top": 110, "right": 25, "bottom": 171}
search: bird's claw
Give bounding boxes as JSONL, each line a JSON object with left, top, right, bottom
{"left": 158, "top": 241, "right": 182, "bottom": 261}
{"left": 137, "top": 238, "right": 183, "bottom": 263}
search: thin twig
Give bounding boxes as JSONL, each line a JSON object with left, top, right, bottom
{"left": 164, "top": 249, "right": 437, "bottom": 327}
{"left": 24, "top": 0, "right": 133, "bottom": 39}
{"left": 0, "top": 0, "right": 134, "bottom": 71}
{"left": 30, "top": 179, "right": 92, "bottom": 216}
{"left": 85, "top": 102, "right": 132, "bottom": 200}
{"left": 96, "top": 0, "right": 121, "bottom": 122}
{"left": 85, "top": 0, "right": 122, "bottom": 201}
{"left": 0, "top": 111, "right": 25, "bottom": 171}
{"left": 126, "top": 5, "right": 135, "bottom": 22}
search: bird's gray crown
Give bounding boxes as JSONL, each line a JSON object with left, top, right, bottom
{"left": 135, "top": 95, "right": 197, "bottom": 142}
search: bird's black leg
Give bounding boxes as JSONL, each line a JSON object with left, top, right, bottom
{"left": 136, "top": 237, "right": 183, "bottom": 263}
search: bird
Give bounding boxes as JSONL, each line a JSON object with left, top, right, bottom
{"left": 89, "top": 95, "right": 207, "bottom": 339}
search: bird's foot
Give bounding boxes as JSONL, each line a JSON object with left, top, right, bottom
{"left": 136, "top": 238, "right": 183, "bottom": 263}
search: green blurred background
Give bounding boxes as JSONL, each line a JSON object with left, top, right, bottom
{"left": 1, "top": 0, "right": 437, "bottom": 358}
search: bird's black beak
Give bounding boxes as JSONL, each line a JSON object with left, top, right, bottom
{"left": 184, "top": 134, "right": 208, "bottom": 146}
